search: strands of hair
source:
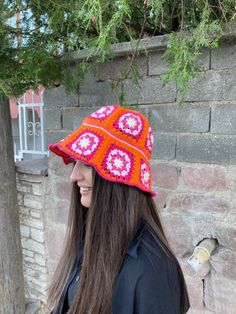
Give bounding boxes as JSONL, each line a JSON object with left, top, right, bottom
{"left": 46, "top": 169, "right": 189, "bottom": 314}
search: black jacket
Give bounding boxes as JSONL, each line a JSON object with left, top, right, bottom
{"left": 52, "top": 225, "right": 189, "bottom": 314}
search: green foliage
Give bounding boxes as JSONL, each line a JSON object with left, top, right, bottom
{"left": 0, "top": 0, "right": 235, "bottom": 100}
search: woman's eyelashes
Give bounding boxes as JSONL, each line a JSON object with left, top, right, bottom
{"left": 84, "top": 163, "right": 92, "bottom": 168}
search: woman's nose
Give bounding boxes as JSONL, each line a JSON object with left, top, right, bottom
{"left": 70, "top": 163, "right": 83, "bottom": 181}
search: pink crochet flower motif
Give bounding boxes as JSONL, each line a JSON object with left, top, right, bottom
{"left": 146, "top": 127, "right": 154, "bottom": 153}
{"left": 102, "top": 144, "right": 134, "bottom": 179}
{"left": 69, "top": 131, "right": 102, "bottom": 159}
{"left": 90, "top": 105, "right": 116, "bottom": 120}
{"left": 140, "top": 160, "right": 151, "bottom": 188}
{"left": 114, "top": 112, "right": 144, "bottom": 139}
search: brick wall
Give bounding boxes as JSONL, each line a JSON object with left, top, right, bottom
{"left": 17, "top": 35, "right": 236, "bottom": 313}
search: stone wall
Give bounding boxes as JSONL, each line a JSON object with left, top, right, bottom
{"left": 17, "top": 35, "right": 236, "bottom": 313}
{"left": 16, "top": 158, "right": 48, "bottom": 304}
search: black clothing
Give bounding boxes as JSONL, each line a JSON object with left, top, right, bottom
{"left": 52, "top": 225, "right": 189, "bottom": 314}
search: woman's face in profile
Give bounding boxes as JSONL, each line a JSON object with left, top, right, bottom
{"left": 70, "top": 160, "right": 93, "bottom": 208}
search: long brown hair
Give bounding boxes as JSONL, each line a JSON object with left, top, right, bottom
{"left": 46, "top": 168, "right": 189, "bottom": 313}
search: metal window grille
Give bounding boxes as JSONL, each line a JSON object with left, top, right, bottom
{"left": 15, "top": 88, "right": 48, "bottom": 161}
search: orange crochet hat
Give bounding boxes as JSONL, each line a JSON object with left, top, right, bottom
{"left": 49, "top": 105, "right": 156, "bottom": 197}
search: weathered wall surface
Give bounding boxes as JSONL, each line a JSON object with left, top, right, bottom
{"left": 16, "top": 158, "right": 48, "bottom": 304}
{"left": 17, "top": 36, "right": 236, "bottom": 313}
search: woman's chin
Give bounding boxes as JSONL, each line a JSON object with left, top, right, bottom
{"left": 81, "top": 194, "right": 91, "bottom": 208}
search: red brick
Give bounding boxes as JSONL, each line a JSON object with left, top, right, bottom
{"left": 210, "top": 247, "right": 236, "bottom": 280}
{"left": 181, "top": 166, "right": 228, "bottom": 192}
{"left": 170, "top": 194, "right": 229, "bottom": 213}
{"left": 205, "top": 272, "right": 236, "bottom": 313}
{"left": 152, "top": 163, "right": 179, "bottom": 189}
{"left": 161, "top": 214, "right": 193, "bottom": 257}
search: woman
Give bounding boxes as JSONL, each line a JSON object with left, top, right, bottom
{"left": 47, "top": 105, "right": 190, "bottom": 314}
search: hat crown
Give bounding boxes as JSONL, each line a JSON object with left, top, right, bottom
{"left": 84, "top": 105, "right": 154, "bottom": 159}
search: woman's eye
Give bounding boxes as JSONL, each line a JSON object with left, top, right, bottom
{"left": 84, "top": 163, "right": 92, "bottom": 168}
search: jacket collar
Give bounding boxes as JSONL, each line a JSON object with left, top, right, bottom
{"left": 126, "top": 223, "right": 145, "bottom": 258}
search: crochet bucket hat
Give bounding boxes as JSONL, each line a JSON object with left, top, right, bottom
{"left": 49, "top": 105, "right": 156, "bottom": 197}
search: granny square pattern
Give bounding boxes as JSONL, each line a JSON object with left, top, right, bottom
{"left": 102, "top": 144, "right": 134, "bottom": 180}
{"left": 68, "top": 130, "right": 103, "bottom": 160}
{"left": 49, "top": 105, "right": 156, "bottom": 196}
{"left": 113, "top": 112, "right": 144, "bottom": 140}
{"left": 90, "top": 105, "right": 116, "bottom": 120}
{"left": 140, "top": 160, "right": 151, "bottom": 188}
{"left": 146, "top": 127, "right": 154, "bottom": 153}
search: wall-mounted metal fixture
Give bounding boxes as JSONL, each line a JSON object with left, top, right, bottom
{"left": 187, "top": 238, "right": 218, "bottom": 272}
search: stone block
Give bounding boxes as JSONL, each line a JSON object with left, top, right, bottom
{"left": 149, "top": 48, "right": 210, "bottom": 76}
{"left": 31, "top": 211, "right": 41, "bottom": 219}
{"left": 19, "top": 206, "right": 30, "bottom": 216}
{"left": 205, "top": 272, "right": 236, "bottom": 314}
{"left": 23, "top": 249, "right": 34, "bottom": 258}
{"left": 24, "top": 195, "right": 43, "bottom": 210}
{"left": 176, "top": 134, "right": 236, "bottom": 165}
{"left": 16, "top": 157, "right": 48, "bottom": 176}
{"left": 32, "top": 184, "right": 42, "bottom": 196}
{"left": 150, "top": 104, "right": 210, "bottom": 133}
{"left": 152, "top": 163, "right": 179, "bottom": 189}
{"left": 17, "top": 193, "right": 24, "bottom": 205}
{"left": 79, "top": 80, "right": 117, "bottom": 107}
{"left": 62, "top": 107, "right": 94, "bottom": 130}
{"left": 25, "top": 262, "right": 47, "bottom": 275}
{"left": 21, "top": 238, "right": 45, "bottom": 255}
{"left": 215, "top": 226, "right": 236, "bottom": 251}
{"left": 18, "top": 173, "right": 43, "bottom": 183}
{"left": 44, "top": 109, "right": 62, "bottom": 131}
{"left": 45, "top": 130, "right": 71, "bottom": 147}
{"left": 35, "top": 254, "right": 46, "bottom": 267}
{"left": 184, "top": 275, "right": 204, "bottom": 310}
{"left": 48, "top": 153, "right": 73, "bottom": 177}
{"left": 180, "top": 166, "right": 228, "bottom": 192}
{"left": 211, "top": 41, "right": 236, "bottom": 70}
{"left": 44, "top": 86, "right": 78, "bottom": 108}
{"left": 210, "top": 247, "right": 236, "bottom": 280}
{"left": 22, "top": 216, "right": 44, "bottom": 230}
{"left": 161, "top": 213, "right": 193, "bottom": 257}
{"left": 24, "top": 256, "right": 35, "bottom": 264}
{"left": 148, "top": 50, "right": 170, "bottom": 75}
{"left": 99, "top": 55, "right": 147, "bottom": 81}
{"left": 123, "top": 76, "right": 176, "bottom": 105}
{"left": 45, "top": 226, "right": 66, "bottom": 261}
{"left": 31, "top": 228, "right": 44, "bottom": 243}
{"left": 45, "top": 196, "right": 69, "bottom": 225}
{"left": 55, "top": 181, "right": 71, "bottom": 201}
{"left": 153, "top": 188, "right": 167, "bottom": 211}
{"left": 211, "top": 104, "right": 236, "bottom": 135}
{"left": 182, "top": 69, "right": 236, "bottom": 102}
{"left": 20, "top": 225, "right": 30, "bottom": 237}
{"left": 152, "top": 132, "right": 176, "bottom": 160}
{"left": 170, "top": 194, "right": 229, "bottom": 213}
{"left": 17, "top": 182, "right": 32, "bottom": 193}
